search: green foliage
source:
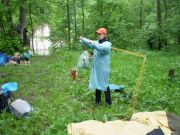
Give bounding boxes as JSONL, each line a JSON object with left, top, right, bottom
{"left": 86, "top": 0, "right": 136, "bottom": 48}
{"left": 136, "top": 51, "right": 180, "bottom": 113}
{"left": 1, "top": 0, "right": 180, "bottom": 54}
{"left": 48, "top": 1, "right": 67, "bottom": 41}
{"left": 0, "top": 34, "right": 23, "bottom": 55}
{"left": 0, "top": 0, "right": 179, "bottom": 134}
{"left": 0, "top": 49, "right": 179, "bottom": 134}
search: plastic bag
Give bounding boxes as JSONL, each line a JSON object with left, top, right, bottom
{"left": 10, "top": 99, "right": 31, "bottom": 117}
{"left": 1, "top": 82, "right": 18, "bottom": 93}
{"left": 77, "top": 51, "right": 91, "bottom": 69}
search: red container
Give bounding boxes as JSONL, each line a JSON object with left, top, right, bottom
{"left": 71, "top": 69, "right": 77, "bottom": 80}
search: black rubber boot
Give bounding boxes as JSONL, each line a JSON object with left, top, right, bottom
{"left": 95, "top": 89, "right": 101, "bottom": 105}
{"left": 104, "top": 86, "right": 112, "bottom": 105}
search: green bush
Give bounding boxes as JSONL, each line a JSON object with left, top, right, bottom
{"left": 0, "top": 34, "right": 23, "bottom": 55}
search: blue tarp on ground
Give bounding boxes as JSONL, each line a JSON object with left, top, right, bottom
{"left": 0, "top": 53, "right": 10, "bottom": 65}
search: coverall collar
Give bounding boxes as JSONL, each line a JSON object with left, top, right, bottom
{"left": 98, "top": 38, "right": 109, "bottom": 44}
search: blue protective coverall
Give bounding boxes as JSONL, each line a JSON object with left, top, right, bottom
{"left": 80, "top": 37, "right": 111, "bottom": 91}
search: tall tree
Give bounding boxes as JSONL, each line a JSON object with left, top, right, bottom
{"left": 81, "top": 0, "right": 84, "bottom": 34}
{"left": 19, "top": 0, "right": 27, "bottom": 45}
{"left": 176, "top": 0, "right": 180, "bottom": 45}
{"left": 2, "top": 0, "right": 14, "bottom": 32}
{"left": 157, "top": 0, "right": 162, "bottom": 50}
{"left": 0, "top": 11, "right": 5, "bottom": 33}
{"left": 73, "top": 0, "right": 77, "bottom": 48}
{"left": 163, "top": 0, "right": 167, "bottom": 19}
{"left": 29, "top": 0, "right": 34, "bottom": 53}
{"left": 139, "top": 0, "right": 143, "bottom": 28}
{"left": 163, "top": 0, "right": 168, "bottom": 46}
{"left": 66, "top": 0, "right": 71, "bottom": 49}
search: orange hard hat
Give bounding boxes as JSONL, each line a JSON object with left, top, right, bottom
{"left": 95, "top": 28, "right": 107, "bottom": 35}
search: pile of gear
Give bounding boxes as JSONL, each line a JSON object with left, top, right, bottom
{"left": 0, "top": 82, "right": 32, "bottom": 117}
{"left": 0, "top": 52, "right": 32, "bottom": 66}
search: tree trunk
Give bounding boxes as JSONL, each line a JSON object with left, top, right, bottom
{"left": 2, "top": 0, "right": 14, "bottom": 32}
{"left": 177, "top": 1, "right": 180, "bottom": 45}
{"left": 73, "top": 0, "right": 77, "bottom": 49}
{"left": 0, "top": 11, "right": 5, "bottom": 34}
{"left": 97, "top": 0, "right": 103, "bottom": 17}
{"left": 163, "top": 0, "right": 168, "bottom": 46}
{"left": 67, "top": 0, "right": 71, "bottom": 49}
{"left": 0, "top": 22, "right": 5, "bottom": 34}
{"left": 100, "top": 0, "right": 103, "bottom": 17}
{"left": 157, "top": 0, "right": 162, "bottom": 50}
{"left": 139, "top": 0, "right": 143, "bottom": 28}
{"left": 29, "top": 0, "right": 34, "bottom": 53}
{"left": 178, "top": 29, "right": 180, "bottom": 45}
{"left": 19, "top": 0, "right": 26, "bottom": 45}
{"left": 81, "top": 0, "right": 84, "bottom": 34}
{"left": 163, "top": 0, "right": 167, "bottom": 19}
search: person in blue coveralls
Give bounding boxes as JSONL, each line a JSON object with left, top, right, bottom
{"left": 80, "top": 28, "right": 112, "bottom": 106}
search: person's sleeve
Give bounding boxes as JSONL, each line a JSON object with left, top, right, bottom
{"left": 91, "top": 41, "right": 112, "bottom": 54}
{"left": 80, "top": 38, "right": 93, "bottom": 49}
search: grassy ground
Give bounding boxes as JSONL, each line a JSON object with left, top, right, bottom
{"left": 0, "top": 48, "right": 179, "bottom": 135}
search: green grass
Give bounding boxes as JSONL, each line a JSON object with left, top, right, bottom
{"left": 0, "top": 49, "right": 179, "bottom": 135}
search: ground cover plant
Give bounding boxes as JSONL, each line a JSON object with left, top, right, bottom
{"left": 0, "top": 48, "right": 179, "bottom": 135}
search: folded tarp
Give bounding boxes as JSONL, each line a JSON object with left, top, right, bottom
{"left": 67, "top": 111, "right": 180, "bottom": 135}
